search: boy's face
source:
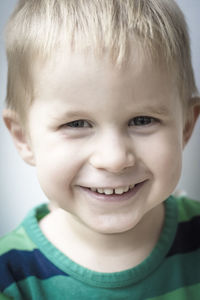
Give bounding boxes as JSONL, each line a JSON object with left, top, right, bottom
{"left": 26, "top": 50, "right": 185, "bottom": 234}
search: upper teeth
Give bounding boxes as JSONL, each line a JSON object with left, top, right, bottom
{"left": 90, "top": 185, "right": 135, "bottom": 195}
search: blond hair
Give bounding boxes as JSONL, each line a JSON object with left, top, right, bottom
{"left": 5, "top": 0, "right": 198, "bottom": 124}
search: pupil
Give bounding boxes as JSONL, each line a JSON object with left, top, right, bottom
{"left": 74, "top": 121, "right": 83, "bottom": 127}
{"left": 136, "top": 117, "right": 150, "bottom": 125}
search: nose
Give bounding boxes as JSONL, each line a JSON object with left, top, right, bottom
{"left": 89, "top": 130, "right": 136, "bottom": 173}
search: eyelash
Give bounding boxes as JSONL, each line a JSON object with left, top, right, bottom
{"left": 63, "top": 116, "right": 158, "bottom": 129}
{"left": 64, "top": 120, "right": 91, "bottom": 128}
{"left": 128, "top": 116, "right": 158, "bottom": 127}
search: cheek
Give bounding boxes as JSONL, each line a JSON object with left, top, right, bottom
{"left": 33, "top": 142, "right": 81, "bottom": 202}
{"left": 156, "top": 144, "right": 182, "bottom": 184}
{"left": 137, "top": 131, "right": 183, "bottom": 185}
{"left": 35, "top": 161, "right": 69, "bottom": 203}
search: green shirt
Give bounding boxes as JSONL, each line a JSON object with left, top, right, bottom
{"left": 1, "top": 195, "right": 200, "bottom": 299}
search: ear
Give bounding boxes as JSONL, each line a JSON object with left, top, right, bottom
{"left": 183, "top": 99, "right": 200, "bottom": 147}
{"left": 3, "top": 109, "right": 36, "bottom": 166}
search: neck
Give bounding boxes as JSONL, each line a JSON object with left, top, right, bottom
{"left": 40, "top": 203, "right": 165, "bottom": 272}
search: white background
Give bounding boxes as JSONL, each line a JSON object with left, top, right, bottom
{"left": 0, "top": 0, "right": 200, "bottom": 236}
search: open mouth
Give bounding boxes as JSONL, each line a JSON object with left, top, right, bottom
{"left": 79, "top": 181, "right": 147, "bottom": 203}
{"left": 81, "top": 181, "right": 147, "bottom": 197}
{"left": 89, "top": 184, "right": 136, "bottom": 195}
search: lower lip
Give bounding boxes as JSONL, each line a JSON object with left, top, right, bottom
{"left": 79, "top": 181, "right": 147, "bottom": 203}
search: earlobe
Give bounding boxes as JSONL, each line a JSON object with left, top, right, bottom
{"left": 3, "top": 109, "right": 36, "bottom": 166}
{"left": 183, "top": 99, "right": 200, "bottom": 147}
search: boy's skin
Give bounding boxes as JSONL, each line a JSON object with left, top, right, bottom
{"left": 3, "top": 46, "right": 200, "bottom": 273}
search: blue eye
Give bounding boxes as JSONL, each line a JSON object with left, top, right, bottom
{"left": 129, "top": 116, "right": 157, "bottom": 126}
{"left": 65, "top": 120, "right": 91, "bottom": 128}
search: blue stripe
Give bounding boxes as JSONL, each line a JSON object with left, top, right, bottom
{"left": 167, "top": 216, "right": 200, "bottom": 256}
{"left": 0, "top": 249, "right": 69, "bottom": 291}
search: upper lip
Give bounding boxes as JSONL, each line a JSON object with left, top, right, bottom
{"left": 85, "top": 184, "right": 135, "bottom": 190}
{"left": 79, "top": 179, "right": 148, "bottom": 190}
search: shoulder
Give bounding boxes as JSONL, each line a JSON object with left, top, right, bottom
{"left": 0, "top": 203, "right": 49, "bottom": 255}
{"left": 174, "top": 195, "right": 200, "bottom": 222}
{"left": 0, "top": 205, "right": 47, "bottom": 294}
{"left": 0, "top": 225, "right": 37, "bottom": 293}
{"left": 0, "top": 226, "right": 37, "bottom": 255}
{"left": 0, "top": 205, "right": 68, "bottom": 298}
{"left": 0, "top": 203, "right": 50, "bottom": 266}
{"left": 167, "top": 195, "right": 200, "bottom": 256}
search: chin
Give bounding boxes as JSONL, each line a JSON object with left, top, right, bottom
{"left": 86, "top": 215, "right": 141, "bottom": 235}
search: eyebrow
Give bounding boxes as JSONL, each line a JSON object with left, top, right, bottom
{"left": 50, "top": 104, "right": 170, "bottom": 121}
{"left": 50, "top": 110, "right": 91, "bottom": 121}
{"left": 135, "top": 105, "right": 170, "bottom": 116}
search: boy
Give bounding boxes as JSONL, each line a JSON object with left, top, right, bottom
{"left": 1, "top": 0, "right": 200, "bottom": 299}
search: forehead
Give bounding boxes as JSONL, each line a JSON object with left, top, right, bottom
{"left": 25, "top": 44, "right": 188, "bottom": 136}
{"left": 29, "top": 48, "right": 183, "bottom": 128}
{"left": 32, "top": 47, "right": 177, "bottom": 100}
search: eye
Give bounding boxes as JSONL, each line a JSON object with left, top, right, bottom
{"left": 64, "top": 120, "right": 92, "bottom": 128}
{"left": 128, "top": 116, "right": 158, "bottom": 127}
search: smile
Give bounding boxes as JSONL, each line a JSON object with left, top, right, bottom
{"left": 89, "top": 185, "right": 135, "bottom": 195}
{"left": 79, "top": 181, "right": 147, "bottom": 203}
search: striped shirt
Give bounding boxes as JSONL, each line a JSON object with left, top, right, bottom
{"left": 0, "top": 195, "right": 200, "bottom": 299}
